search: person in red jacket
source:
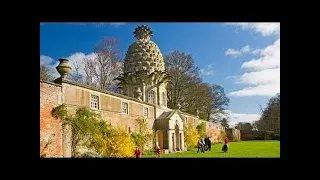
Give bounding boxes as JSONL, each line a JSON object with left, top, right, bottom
{"left": 155, "top": 145, "right": 161, "bottom": 158}
{"left": 134, "top": 147, "right": 142, "bottom": 158}
{"left": 222, "top": 137, "right": 229, "bottom": 152}
{"left": 224, "top": 137, "right": 229, "bottom": 144}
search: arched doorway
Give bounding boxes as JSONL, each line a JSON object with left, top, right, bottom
{"left": 156, "top": 130, "right": 163, "bottom": 149}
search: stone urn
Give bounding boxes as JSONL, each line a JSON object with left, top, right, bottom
{"left": 135, "top": 87, "right": 142, "bottom": 101}
{"left": 56, "top": 58, "right": 72, "bottom": 78}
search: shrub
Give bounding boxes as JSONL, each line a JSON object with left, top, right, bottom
{"left": 131, "top": 133, "right": 144, "bottom": 148}
{"left": 81, "top": 152, "right": 102, "bottom": 158}
{"left": 103, "top": 127, "right": 136, "bottom": 157}
{"left": 184, "top": 123, "right": 200, "bottom": 149}
{"left": 132, "top": 118, "right": 153, "bottom": 151}
{"left": 272, "top": 134, "right": 280, "bottom": 141}
{"left": 196, "top": 122, "right": 206, "bottom": 138}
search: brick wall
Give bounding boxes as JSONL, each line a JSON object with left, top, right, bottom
{"left": 203, "top": 121, "right": 226, "bottom": 143}
{"left": 226, "top": 128, "right": 241, "bottom": 141}
{"left": 40, "top": 81, "right": 63, "bottom": 157}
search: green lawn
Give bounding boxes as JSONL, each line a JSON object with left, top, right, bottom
{"left": 143, "top": 140, "right": 280, "bottom": 158}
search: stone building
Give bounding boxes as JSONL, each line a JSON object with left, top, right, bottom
{"left": 40, "top": 25, "right": 226, "bottom": 157}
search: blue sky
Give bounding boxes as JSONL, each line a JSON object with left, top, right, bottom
{"left": 40, "top": 22, "right": 280, "bottom": 126}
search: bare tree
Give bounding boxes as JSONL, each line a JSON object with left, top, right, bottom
{"left": 164, "top": 51, "right": 200, "bottom": 109}
{"left": 40, "top": 64, "right": 53, "bottom": 81}
{"left": 68, "top": 60, "right": 83, "bottom": 83}
{"left": 164, "top": 51, "right": 229, "bottom": 119}
{"left": 220, "top": 118, "right": 230, "bottom": 129}
{"left": 93, "top": 37, "right": 121, "bottom": 90}
{"left": 83, "top": 57, "right": 97, "bottom": 87}
{"left": 74, "top": 37, "right": 122, "bottom": 92}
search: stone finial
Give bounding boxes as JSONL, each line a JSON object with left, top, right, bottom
{"left": 196, "top": 109, "right": 199, "bottom": 117}
{"left": 135, "top": 87, "right": 142, "bottom": 101}
{"left": 177, "top": 103, "right": 181, "bottom": 110}
{"left": 133, "top": 25, "right": 153, "bottom": 41}
{"left": 56, "top": 58, "right": 72, "bottom": 78}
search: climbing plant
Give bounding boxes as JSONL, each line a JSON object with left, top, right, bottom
{"left": 51, "top": 104, "right": 136, "bottom": 157}
{"left": 52, "top": 105, "right": 101, "bottom": 157}
{"left": 40, "top": 133, "right": 55, "bottom": 158}
{"left": 131, "top": 118, "right": 153, "bottom": 150}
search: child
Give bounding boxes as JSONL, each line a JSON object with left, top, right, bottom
{"left": 134, "top": 147, "right": 142, "bottom": 158}
{"left": 155, "top": 145, "right": 161, "bottom": 158}
{"left": 222, "top": 137, "right": 229, "bottom": 152}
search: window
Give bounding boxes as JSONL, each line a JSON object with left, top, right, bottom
{"left": 143, "top": 107, "right": 148, "bottom": 118}
{"left": 148, "top": 90, "right": 155, "bottom": 104}
{"left": 185, "top": 117, "right": 188, "bottom": 124}
{"left": 162, "top": 92, "right": 166, "bottom": 106}
{"left": 121, "top": 102, "right": 128, "bottom": 114}
{"left": 90, "top": 94, "right": 99, "bottom": 110}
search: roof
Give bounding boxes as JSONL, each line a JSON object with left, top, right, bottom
{"left": 157, "top": 110, "right": 185, "bottom": 121}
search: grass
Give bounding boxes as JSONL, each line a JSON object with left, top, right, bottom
{"left": 143, "top": 140, "right": 280, "bottom": 158}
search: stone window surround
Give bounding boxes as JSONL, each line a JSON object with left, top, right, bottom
{"left": 90, "top": 93, "right": 101, "bottom": 111}
{"left": 121, "top": 101, "right": 129, "bottom": 114}
{"left": 148, "top": 90, "right": 155, "bottom": 104}
{"left": 162, "top": 92, "right": 166, "bottom": 106}
{"left": 143, "top": 106, "right": 148, "bottom": 118}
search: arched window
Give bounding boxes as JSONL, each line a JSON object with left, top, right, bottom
{"left": 148, "top": 90, "right": 155, "bottom": 104}
{"left": 162, "top": 92, "right": 166, "bottom": 106}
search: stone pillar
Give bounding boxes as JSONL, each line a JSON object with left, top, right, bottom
{"left": 180, "top": 131, "right": 185, "bottom": 151}
{"left": 157, "top": 85, "right": 160, "bottom": 106}
{"left": 142, "top": 82, "right": 146, "bottom": 102}
{"left": 175, "top": 132, "right": 178, "bottom": 150}
{"left": 168, "top": 130, "right": 173, "bottom": 153}
{"left": 63, "top": 124, "right": 72, "bottom": 157}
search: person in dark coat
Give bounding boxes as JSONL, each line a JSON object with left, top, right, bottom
{"left": 206, "top": 137, "right": 212, "bottom": 151}
{"left": 197, "top": 139, "right": 205, "bottom": 153}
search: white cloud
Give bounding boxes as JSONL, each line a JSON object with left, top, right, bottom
{"left": 106, "top": 23, "right": 126, "bottom": 27}
{"left": 251, "top": 49, "right": 262, "bottom": 54}
{"left": 228, "top": 112, "right": 261, "bottom": 127}
{"left": 40, "top": 52, "right": 124, "bottom": 84}
{"left": 228, "top": 79, "right": 279, "bottom": 97}
{"left": 41, "top": 23, "right": 127, "bottom": 27}
{"left": 210, "top": 110, "right": 260, "bottom": 127}
{"left": 241, "top": 45, "right": 251, "bottom": 53}
{"left": 225, "top": 45, "right": 252, "bottom": 58}
{"left": 228, "top": 38, "right": 280, "bottom": 97}
{"left": 242, "top": 39, "right": 280, "bottom": 71}
{"left": 225, "top": 48, "right": 242, "bottom": 57}
{"left": 236, "top": 68, "right": 280, "bottom": 86}
{"left": 40, "top": 52, "right": 98, "bottom": 79}
{"left": 227, "top": 23, "right": 280, "bottom": 36}
{"left": 40, "top": 55, "right": 60, "bottom": 78}
{"left": 200, "top": 64, "right": 214, "bottom": 76}
{"left": 40, "top": 55, "right": 54, "bottom": 66}
{"left": 67, "top": 52, "right": 97, "bottom": 75}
